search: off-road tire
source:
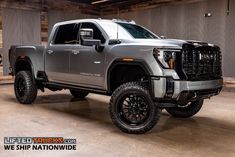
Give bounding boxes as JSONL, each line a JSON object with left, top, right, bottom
{"left": 165, "top": 100, "right": 204, "bottom": 118}
{"left": 109, "top": 82, "right": 161, "bottom": 134}
{"left": 70, "top": 89, "right": 89, "bottom": 98}
{"left": 14, "top": 71, "right": 38, "bottom": 104}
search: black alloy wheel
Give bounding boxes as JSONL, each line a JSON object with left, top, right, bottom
{"left": 165, "top": 100, "right": 204, "bottom": 118}
{"left": 117, "top": 94, "right": 150, "bottom": 126}
{"left": 14, "top": 71, "right": 38, "bottom": 104}
{"left": 109, "top": 82, "right": 161, "bottom": 134}
{"left": 16, "top": 77, "right": 27, "bottom": 98}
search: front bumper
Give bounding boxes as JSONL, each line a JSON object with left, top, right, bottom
{"left": 152, "top": 78, "right": 223, "bottom": 100}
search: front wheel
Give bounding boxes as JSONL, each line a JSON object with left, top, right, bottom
{"left": 165, "top": 100, "right": 204, "bottom": 118}
{"left": 14, "top": 71, "right": 38, "bottom": 104}
{"left": 109, "top": 82, "right": 161, "bottom": 134}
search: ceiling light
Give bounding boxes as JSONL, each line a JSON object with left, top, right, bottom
{"left": 92, "top": 0, "right": 109, "bottom": 4}
{"left": 204, "top": 13, "right": 212, "bottom": 17}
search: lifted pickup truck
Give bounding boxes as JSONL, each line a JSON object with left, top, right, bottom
{"left": 9, "top": 19, "right": 223, "bottom": 134}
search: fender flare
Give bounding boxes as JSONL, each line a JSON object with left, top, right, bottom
{"left": 106, "top": 59, "right": 154, "bottom": 93}
{"left": 14, "top": 56, "right": 35, "bottom": 78}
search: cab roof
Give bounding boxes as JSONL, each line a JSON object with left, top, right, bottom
{"left": 54, "top": 18, "right": 136, "bottom": 26}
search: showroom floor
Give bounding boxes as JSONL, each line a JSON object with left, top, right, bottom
{"left": 0, "top": 84, "right": 235, "bottom": 157}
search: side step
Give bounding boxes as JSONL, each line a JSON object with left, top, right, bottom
{"left": 45, "top": 82, "right": 107, "bottom": 94}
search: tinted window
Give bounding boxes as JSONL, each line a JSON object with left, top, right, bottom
{"left": 116, "top": 22, "right": 158, "bottom": 39}
{"left": 81, "top": 22, "right": 105, "bottom": 44}
{"left": 54, "top": 23, "right": 79, "bottom": 44}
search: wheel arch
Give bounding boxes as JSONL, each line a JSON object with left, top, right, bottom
{"left": 14, "top": 57, "right": 36, "bottom": 78}
{"left": 107, "top": 59, "right": 153, "bottom": 94}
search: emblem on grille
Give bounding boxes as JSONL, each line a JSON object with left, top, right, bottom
{"left": 199, "top": 53, "right": 215, "bottom": 62}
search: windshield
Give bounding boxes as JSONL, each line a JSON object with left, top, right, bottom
{"left": 116, "top": 22, "right": 158, "bottom": 39}
{"left": 98, "top": 21, "right": 132, "bottom": 39}
{"left": 98, "top": 20, "right": 159, "bottom": 40}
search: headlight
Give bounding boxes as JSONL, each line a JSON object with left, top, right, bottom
{"left": 153, "top": 48, "right": 176, "bottom": 69}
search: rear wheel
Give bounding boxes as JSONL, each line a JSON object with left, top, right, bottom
{"left": 14, "top": 71, "right": 38, "bottom": 104}
{"left": 109, "top": 82, "right": 161, "bottom": 134}
{"left": 70, "top": 89, "right": 89, "bottom": 98}
{"left": 165, "top": 100, "right": 204, "bottom": 118}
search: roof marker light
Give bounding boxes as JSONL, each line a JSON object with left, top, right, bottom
{"left": 122, "top": 58, "right": 134, "bottom": 62}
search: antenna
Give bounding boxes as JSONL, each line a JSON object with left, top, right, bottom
{"left": 117, "top": 8, "right": 119, "bottom": 39}
{"left": 117, "top": 23, "right": 119, "bottom": 39}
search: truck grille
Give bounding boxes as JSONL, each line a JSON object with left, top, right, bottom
{"left": 181, "top": 45, "right": 222, "bottom": 81}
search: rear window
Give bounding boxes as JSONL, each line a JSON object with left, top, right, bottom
{"left": 54, "top": 23, "right": 79, "bottom": 44}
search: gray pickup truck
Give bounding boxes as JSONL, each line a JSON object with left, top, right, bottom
{"left": 9, "top": 19, "right": 223, "bottom": 134}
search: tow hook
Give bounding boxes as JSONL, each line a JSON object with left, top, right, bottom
{"left": 192, "top": 92, "right": 197, "bottom": 99}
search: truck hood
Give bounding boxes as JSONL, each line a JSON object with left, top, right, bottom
{"left": 121, "top": 38, "right": 215, "bottom": 49}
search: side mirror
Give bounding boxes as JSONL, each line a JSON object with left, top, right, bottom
{"left": 79, "top": 28, "right": 104, "bottom": 52}
{"left": 80, "top": 28, "right": 93, "bottom": 40}
{"left": 160, "top": 36, "right": 167, "bottom": 39}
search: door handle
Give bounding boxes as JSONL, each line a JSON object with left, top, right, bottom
{"left": 71, "top": 50, "right": 80, "bottom": 55}
{"left": 47, "top": 50, "right": 54, "bottom": 54}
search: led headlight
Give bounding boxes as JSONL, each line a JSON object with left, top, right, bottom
{"left": 153, "top": 48, "right": 176, "bottom": 69}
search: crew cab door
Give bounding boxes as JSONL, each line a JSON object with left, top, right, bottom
{"left": 45, "top": 23, "right": 79, "bottom": 83}
{"left": 69, "top": 22, "right": 106, "bottom": 89}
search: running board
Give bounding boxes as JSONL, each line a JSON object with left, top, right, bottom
{"left": 45, "top": 82, "right": 107, "bottom": 94}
